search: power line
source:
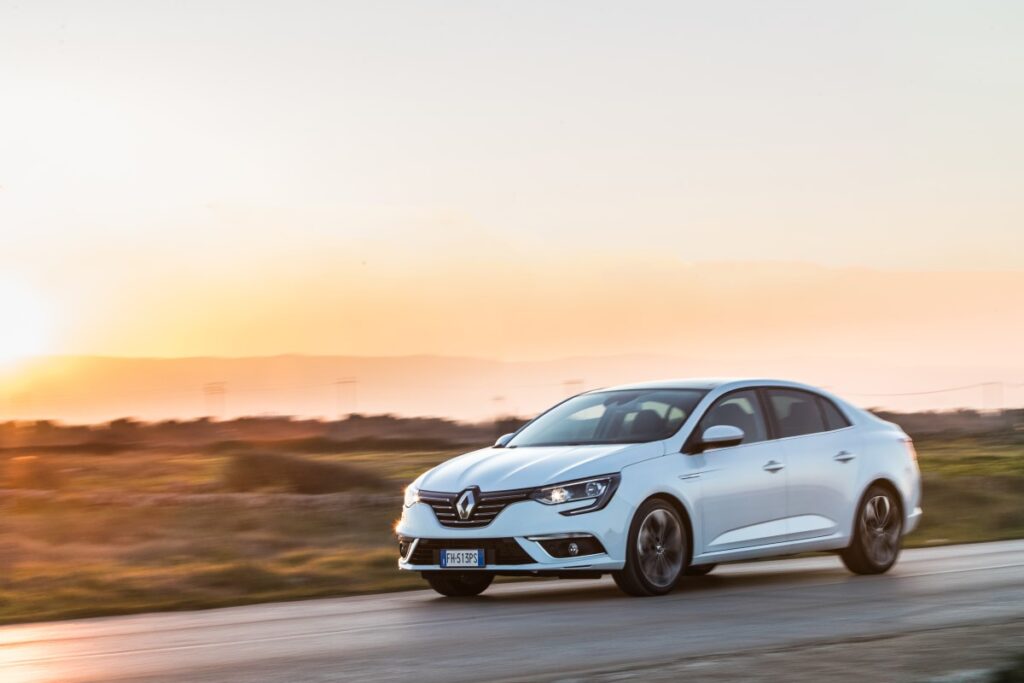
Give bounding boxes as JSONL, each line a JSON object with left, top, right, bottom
{"left": 847, "top": 381, "right": 1007, "bottom": 398}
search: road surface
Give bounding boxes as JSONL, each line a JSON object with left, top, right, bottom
{"left": 2, "top": 540, "right": 1023, "bottom": 682}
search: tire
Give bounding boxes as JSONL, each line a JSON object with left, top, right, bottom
{"left": 613, "top": 499, "right": 688, "bottom": 597}
{"left": 683, "top": 563, "right": 717, "bottom": 576}
{"left": 423, "top": 571, "right": 494, "bottom": 597}
{"left": 841, "top": 484, "right": 903, "bottom": 575}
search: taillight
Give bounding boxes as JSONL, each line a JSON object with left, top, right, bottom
{"left": 903, "top": 438, "right": 918, "bottom": 462}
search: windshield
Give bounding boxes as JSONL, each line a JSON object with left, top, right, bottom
{"left": 507, "top": 389, "right": 707, "bottom": 448}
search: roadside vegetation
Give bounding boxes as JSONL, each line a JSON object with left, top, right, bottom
{"left": 0, "top": 411, "right": 1021, "bottom": 624}
{"left": 911, "top": 434, "right": 1024, "bottom": 545}
{"left": 0, "top": 444, "right": 446, "bottom": 624}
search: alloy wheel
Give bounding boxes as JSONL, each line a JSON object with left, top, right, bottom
{"left": 860, "top": 494, "right": 902, "bottom": 567}
{"left": 636, "top": 508, "right": 684, "bottom": 589}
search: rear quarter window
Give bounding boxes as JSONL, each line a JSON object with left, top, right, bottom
{"left": 819, "top": 397, "right": 852, "bottom": 431}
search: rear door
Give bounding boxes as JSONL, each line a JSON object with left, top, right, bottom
{"left": 690, "top": 389, "right": 789, "bottom": 554}
{"left": 764, "top": 388, "right": 861, "bottom": 542}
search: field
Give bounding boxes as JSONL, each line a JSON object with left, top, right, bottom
{"left": 1, "top": 429, "right": 1022, "bottom": 625}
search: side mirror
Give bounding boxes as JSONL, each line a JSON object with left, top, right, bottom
{"left": 695, "top": 425, "right": 744, "bottom": 452}
{"left": 494, "top": 432, "right": 515, "bottom": 448}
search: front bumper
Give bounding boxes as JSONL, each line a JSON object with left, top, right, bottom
{"left": 395, "top": 494, "right": 631, "bottom": 572}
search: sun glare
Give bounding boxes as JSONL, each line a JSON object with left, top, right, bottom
{"left": 0, "top": 281, "right": 50, "bottom": 364}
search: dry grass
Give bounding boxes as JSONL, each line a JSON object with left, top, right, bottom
{"left": 221, "top": 451, "right": 388, "bottom": 493}
{"left": 4, "top": 455, "right": 63, "bottom": 490}
{"left": 0, "top": 446, "right": 455, "bottom": 624}
{"left": 0, "top": 493, "right": 417, "bottom": 624}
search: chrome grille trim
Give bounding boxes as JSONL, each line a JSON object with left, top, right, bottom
{"left": 419, "top": 487, "right": 533, "bottom": 528}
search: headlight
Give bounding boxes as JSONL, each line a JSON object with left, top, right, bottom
{"left": 529, "top": 474, "right": 620, "bottom": 516}
{"left": 403, "top": 484, "right": 420, "bottom": 508}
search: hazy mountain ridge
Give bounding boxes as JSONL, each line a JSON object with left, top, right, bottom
{"left": 2, "top": 353, "right": 1023, "bottom": 422}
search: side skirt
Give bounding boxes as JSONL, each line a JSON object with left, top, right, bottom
{"left": 692, "top": 532, "right": 849, "bottom": 565}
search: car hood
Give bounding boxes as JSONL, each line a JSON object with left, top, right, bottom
{"left": 415, "top": 441, "right": 665, "bottom": 492}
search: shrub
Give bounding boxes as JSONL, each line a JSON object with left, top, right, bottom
{"left": 4, "top": 455, "right": 63, "bottom": 490}
{"left": 221, "top": 452, "right": 386, "bottom": 494}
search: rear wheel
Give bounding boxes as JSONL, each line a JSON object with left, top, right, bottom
{"left": 613, "top": 499, "right": 687, "bottom": 596}
{"left": 683, "top": 563, "right": 717, "bottom": 576}
{"left": 423, "top": 571, "right": 494, "bottom": 597}
{"left": 841, "top": 485, "right": 903, "bottom": 575}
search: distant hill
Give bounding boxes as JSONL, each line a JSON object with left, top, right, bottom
{"left": 1, "top": 354, "right": 1022, "bottom": 422}
{"left": 1, "top": 353, "right": 683, "bottom": 422}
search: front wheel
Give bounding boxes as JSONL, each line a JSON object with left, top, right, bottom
{"left": 423, "top": 571, "right": 494, "bottom": 597}
{"left": 841, "top": 485, "right": 903, "bottom": 575}
{"left": 613, "top": 499, "right": 688, "bottom": 596}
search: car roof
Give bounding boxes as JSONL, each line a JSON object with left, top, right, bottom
{"left": 588, "top": 377, "right": 819, "bottom": 393}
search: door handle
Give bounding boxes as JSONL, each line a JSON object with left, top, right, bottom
{"left": 833, "top": 451, "right": 856, "bottom": 463}
{"left": 762, "top": 460, "right": 785, "bottom": 473}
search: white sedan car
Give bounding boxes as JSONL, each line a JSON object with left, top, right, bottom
{"left": 397, "top": 378, "right": 922, "bottom": 597}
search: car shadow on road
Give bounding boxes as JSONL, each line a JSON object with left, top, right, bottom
{"left": 421, "top": 564, "right": 853, "bottom": 605}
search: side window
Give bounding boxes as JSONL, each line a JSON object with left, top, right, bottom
{"left": 819, "top": 397, "right": 851, "bottom": 431}
{"left": 768, "top": 389, "right": 826, "bottom": 438}
{"left": 697, "top": 390, "right": 768, "bottom": 444}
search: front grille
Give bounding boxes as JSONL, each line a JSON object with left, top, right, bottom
{"left": 407, "top": 537, "right": 534, "bottom": 565}
{"left": 419, "top": 488, "right": 532, "bottom": 528}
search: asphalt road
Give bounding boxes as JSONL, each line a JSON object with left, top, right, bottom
{"left": 2, "top": 540, "right": 1023, "bottom": 683}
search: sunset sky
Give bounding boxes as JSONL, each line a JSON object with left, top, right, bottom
{"left": 1, "top": 1, "right": 1022, "bottom": 416}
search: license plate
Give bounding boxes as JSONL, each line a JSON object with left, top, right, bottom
{"left": 440, "top": 549, "right": 485, "bottom": 568}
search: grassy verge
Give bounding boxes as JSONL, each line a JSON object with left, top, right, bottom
{"left": 0, "top": 436, "right": 1021, "bottom": 624}
{"left": 0, "top": 448, "right": 452, "bottom": 625}
{"left": 0, "top": 494, "right": 417, "bottom": 623}
{"left": 909, "top": 435, "right": 1024, "bottom": 546}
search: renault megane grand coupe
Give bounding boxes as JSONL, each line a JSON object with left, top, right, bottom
{"left": 396, "top": 379, "right": 922, "bottom": 597}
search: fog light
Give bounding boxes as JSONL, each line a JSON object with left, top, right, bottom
{"left": 533, "top": 535, "right": 606, "bottom": 558}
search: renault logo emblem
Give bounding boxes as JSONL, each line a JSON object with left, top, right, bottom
{"left": 456, "top": 488, "right": 477, "bottom": 520}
